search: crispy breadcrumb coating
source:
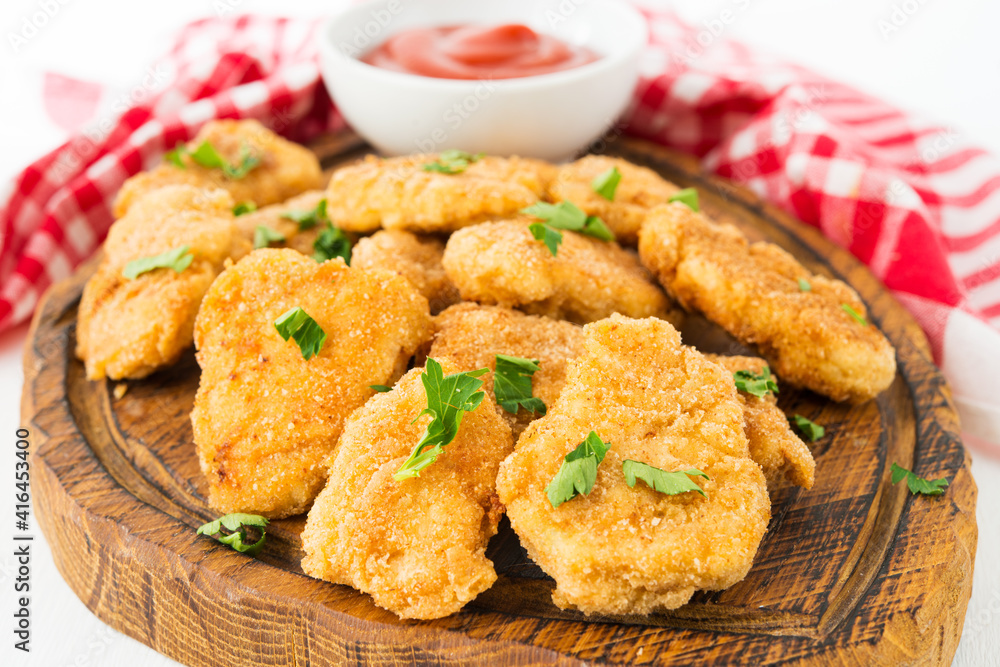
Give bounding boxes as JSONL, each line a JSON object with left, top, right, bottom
{"left": 301, "top": 363, "right": 513, "bottom": 619}
{"left": 352, "top": 230, "right": 460, "bottom": 314}
{"left": 429, "top": 303, "right": 585, "bottom": 437}
{"left": 442, "top": 219, "right": 683, "bottom": 326}
{"left": 76, "top": 185, "right": 247, "bottom": 380}
{"left": 191, "top": 249, "right": 432, "bottom": 518}
{"left": 324, "top": 154, "right": 554, "bottom": 233}
{"left": 548, "top": 155, "right": 681, "bottom": 245}
{"left": 639, "top": 202, "right": 896, "bottom": 403}
{"left": 114, "top": 119, "right": 323, "bottom": 218}
{"left": 496, "top": 315, "right": 771, "bottom": 615}
{"left": 233, "top": 190, "right": 327, "bottom": 257}
{"left": 706, "top": 354, "right": 815, "bottom": 492}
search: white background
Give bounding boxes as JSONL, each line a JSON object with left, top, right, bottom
{"left": 1, "top": 1, "right": 999, "bottom": 665}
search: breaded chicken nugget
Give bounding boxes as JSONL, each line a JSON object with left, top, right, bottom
{"left": 192, "top": 249, "right": 432, "bottom": 518}
{"left": 76, "top": 185, "right": 246, "bottom": 380}
{"left": 706, "top": 354, "right": 815, "bottom": 491}
{"left": 114, "top": 119, "right": 323, "bottom": 218}
{"left": 639, "top": 203, "right": 896, "bottom": 403}
{"left": 325, "top": 154, "right": 553, "bottom": 233}
{"left": 496, "top": 315, "right": 770, "bottom": 615}
{"left": 429, "top": 303, "right": 585, "bottom": 437}
{"left": 233, "top": 190, "right": 327, "bottom": 257}
{"left": 442, "top": 219, "right": 683, "bottom": 326}
{"left": 301, "top": 362, "right": 514, "bottom": 619}
{"left": 352, "top": 230, "right": 460, "bottom": 314}
{"left": 548, "top": 155, "right": 680, "bottom": 245}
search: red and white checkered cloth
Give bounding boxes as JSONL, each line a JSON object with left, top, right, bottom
{"left": 3, "top": 11, "right": 1000, "bottom": 452}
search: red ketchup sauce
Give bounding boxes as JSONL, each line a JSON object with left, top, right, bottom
{"left": 362, "top": 24, "right": 599, "bottom": 80}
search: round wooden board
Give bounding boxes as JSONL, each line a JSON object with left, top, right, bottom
{"left": 23, "top": 132, "right": 977, "bottom": 666}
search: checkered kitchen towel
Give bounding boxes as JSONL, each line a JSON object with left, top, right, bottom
{"left": 3, "top": 11, "right": 1000, "bottom": 451}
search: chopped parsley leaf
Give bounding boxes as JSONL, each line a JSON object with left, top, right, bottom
{"left": 494, "top": 354, "right": 546, "bottom": 415}
{"left": 274, "top": 307, "right": 327, "bottom": 360}
{"left": 122, "top": 245, "right": 193, "bottom": 280}
{"left": 394, "top": 359, "right": 489, "bottom": 480}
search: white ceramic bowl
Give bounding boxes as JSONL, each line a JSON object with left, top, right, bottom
{"left": 318, "top": 0, "right": 647, "bottom": 161}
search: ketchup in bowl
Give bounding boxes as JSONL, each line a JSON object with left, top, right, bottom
{"left": 362, "top": 24, "right": 600, "bottom": 80}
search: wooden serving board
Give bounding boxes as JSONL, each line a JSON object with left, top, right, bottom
{"left": 23, "top": 132, "right": 977, "bottom": 666}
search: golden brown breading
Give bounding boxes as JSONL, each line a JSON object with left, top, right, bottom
{"left": 301, "top": 363, "right": 513, "bottom": 619}
{"left": 233, "top": 190, "right": 326, "bottom": 256}
{"left": 76, "top": 185, "right": 245, "bottom": 380}
{"left": 706, "top": 354, "right": 815, "bottom": 491}
{"left": 442, "top": 219, "right": 683, "bottom": 326}
{"left": 114, "top": 119, "right": 323, "bottom": 218}
{"left": 496, "top": 315, "right": 771, "bottom": 615}
{"left": 325, "top": 154, "right": 553, "bottom": 233}
{"left": 191, "top": 249, "right": 432, "bottom": 519}
{"left": 352, "top": 230, "right": 460, "bottom": 314}
{"left": 638, "top": 202, "right": 896, "bottom": 403}
{"left": 548, "top": 155, "right": 681, "bottom": 245}
{"left": 429, "top": 303, "right": 585, "bottom": 437}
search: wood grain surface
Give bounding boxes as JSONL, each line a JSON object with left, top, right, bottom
{"left": 22, "top": 132, "right": 977, "bottom": 666}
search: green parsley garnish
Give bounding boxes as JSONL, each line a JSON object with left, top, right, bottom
{"left": 233, "top": 201, "right": 257, "bottom": 216}
{"left": 798, "top": 278, "right": 811, "bottom": 292}
{"left": 842, "top": 304, "right": 869, "bottom": 326}
{"left": 313, "top": 223, "right": 352, "bottom": 264}
{"left": 167, "top": 140, "right": 260, "bottom": 179}
{"left": 591, "top": 166, "right": 622, "bottom": 201}
{"left": 281, "top": 199, "right": 328, "bottom": 231}
{"left": 274, "top": 307, "right": 327, "bottom": 360}
{"left": 192, "top": 140, "right": 260, "bottom": 179}
{"left": 196, "top": 513, "right": 268, "bottom": 555}
{"left": 394, "top": 359, "right": 489, "bottom": 480}
{"left": 164, "top": 141, "right": 187, "bottom": 168}
{"left": 122, "top": 245, "right": 194, "bottom": 280}
{"left": 733, "top": 366, "right": 779, "bottom": 398}
{"left": 522, "top": 201, "right": 615, "bottom": 256}
{"left": 546, "top": 431, "right": 610, "bottom": 509}
{"left": 253, "top": 225, "right": 286, "bottom": 249}
{"left": 422, "top": 149, "right": 484, "bottom": 174}
{"left": 493, "top": 354, "right": 546, "bottom": 415}
{"left": 622, "top": 460, "right": 709, "bottom": 498}
{"left": 668, "top": 187, "right": 699, "bottom": 212}
{"left": 792, "top": 414, "right": 825, "bottom": 442}
{"left": 890, "top": 462, "right": 949, "bottom": 496}
{"left": 370, "top": 384, "right": 393, "bottom": 393}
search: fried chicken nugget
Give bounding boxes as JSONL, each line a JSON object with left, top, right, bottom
{"left": 325, "top": 154, "right": 554, "bottom": 233}
{"left": 706, "top": 354, "right": 815, "bottom": 492}
{"left": 429, "top": 304, "right": 585, "bottom": 437}
{"left": 301, "top": 363, "right": 513, "bottom": 619}
{"left": 442, "top": 219, "right": 683, "bottom": 326}
{"left": 496, "top": 315, "right": 771, "bottom": 615}
{"left": 352, "top": 230, "right": 460, "bottom": 314}
{"left": 114, "top": 119, "right": 323, "bottom": 218}
{"left": 638, "top": 203, "right": 896, "bottom": 403}
{"left": 76, "top": 185, "right": 246, "bottom": 380}
{"left": 192, "top": 249, "right": 432, "bottom": 518}
{"left": 548, "top": 155, "right": 680, "bottom": 245}
{"left": 233, "top": 190, "right": 327, "bottom": 256}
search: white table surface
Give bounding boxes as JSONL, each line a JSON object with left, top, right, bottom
{"left": 2, "top": 1, "right": 998, "bottom": 665}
